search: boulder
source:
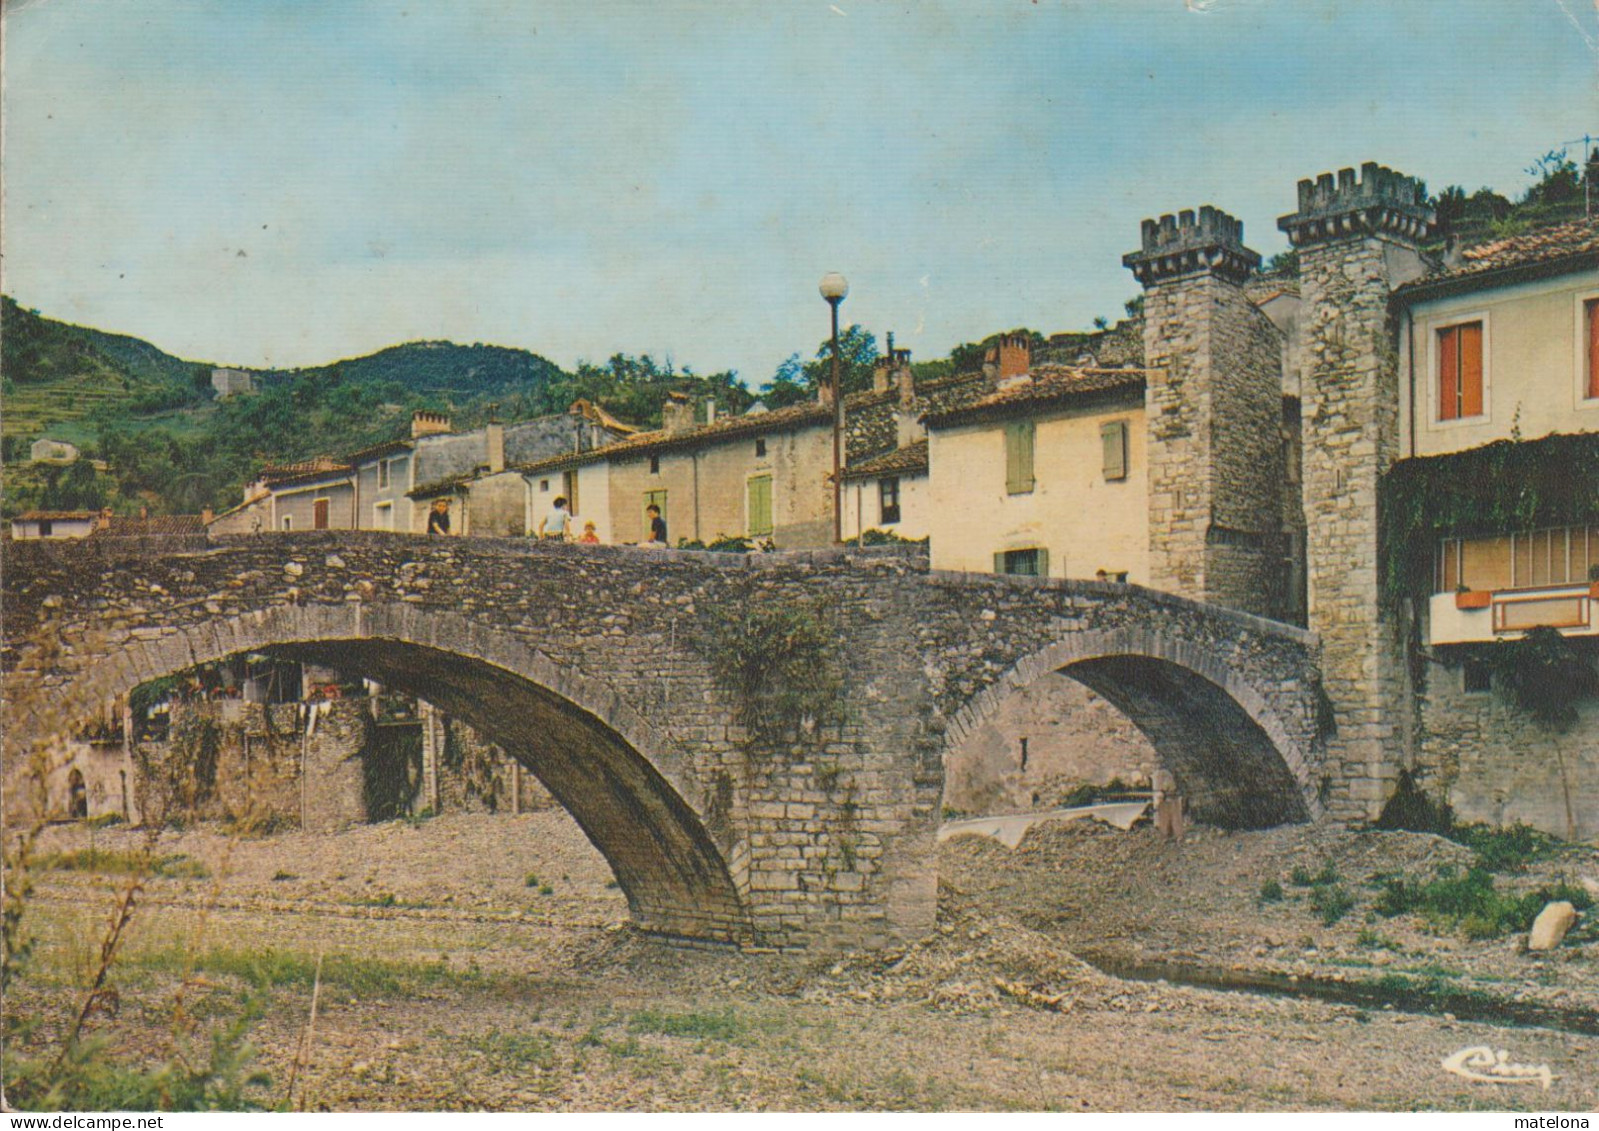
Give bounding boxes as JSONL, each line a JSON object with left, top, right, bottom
{"left": 1527, "top": 901, "right": 1578, "bottom": 951}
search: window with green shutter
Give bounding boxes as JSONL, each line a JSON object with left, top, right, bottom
{"left": 1101, "top": 420, "right": 1128, "bottom": 481}
{"left": 1004, "top": 420, "right": 1035, "bottom": 494}
{"left": 747, "top": 475, "right": 773, "bottom": 537}
{"left": 993, "top": 547, "right": 1048, "bottom": 577}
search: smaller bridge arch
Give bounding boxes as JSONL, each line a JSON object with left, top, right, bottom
{"left": 942, "top": 624, "right": 1322, "bottom": 828}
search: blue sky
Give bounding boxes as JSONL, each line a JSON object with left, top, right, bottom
{"left": 3, "top": 0, "right": 1596, "bottom": 387}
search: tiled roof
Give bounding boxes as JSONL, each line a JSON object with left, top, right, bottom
{"left": 515, "top": 399, "right": 835, "bottom": 475}
{"left": 841, "top": 440, "right": 929, "bottom": 480}
{"left": 345, "top": 438, "right": 413, "bottom": 464}
{"left": 407, "top": 468, "right": 506, "bottom": 499}
{"left": 1397, "top": 219, "right": 1599, "bottom": 299}
{"left": 570, "top": 398, "right": 642, "bottom": 435}
{"left": 92, "top": 514, "right": 206, "bottom": 537}
{"left": 259, "top": 456, "right": 353, "bottom": 487}
{"left": 924, "top": 367, "right": 1147, "bottom": 428}
{"left": 14, "top": 510, "right": 98, "bottom": 522}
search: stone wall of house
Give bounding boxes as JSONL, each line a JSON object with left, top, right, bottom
{"left": 1413, "top": 654, "right": 1599, "bottom": 841}
{"left": 1280, "top": 164, "right": 1433, "bottom": 822}
{"left": 943, "top": 672, "right": 1157, "bottom": 815}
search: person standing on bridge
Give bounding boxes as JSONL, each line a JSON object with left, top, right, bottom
{"left": 540, "top": 496, "right": 572, "bottom": 540}
{"left": 645, "top": 502, "right": 667, "bottom": 547}
{"left": 427, "top": 498, "right": 452, "bottom": 536}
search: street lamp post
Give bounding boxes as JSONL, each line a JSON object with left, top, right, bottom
{"left": 819, "top": 272, "right": 849, "bottom": 544}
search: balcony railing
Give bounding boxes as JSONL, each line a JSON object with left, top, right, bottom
{"left": 1429, "top": 581, "right": 1598, "bottom": 646}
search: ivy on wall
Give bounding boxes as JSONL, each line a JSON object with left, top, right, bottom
{"left": 697, "top": 598, "right": 843, "bottom": 743}
{"left": 1378, "top": 432, "right": 1599, "bottom": 608}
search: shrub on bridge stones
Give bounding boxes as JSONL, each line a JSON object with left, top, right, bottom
{"left": 695, "top": 597, "right": 843, "bottom": 744}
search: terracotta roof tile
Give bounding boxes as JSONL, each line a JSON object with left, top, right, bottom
{"left": 515, "top": 400, "right": 834, "bottom": 475}
{"left": 92, "top": 514, "right": 206, "bottom": 537}
{"left": 924, "top": 367, "right": 1147, "bottom": 428}
{"left": 14, "top": 510, "right": 98, "bottom": 522}
{"left": 841, "top": 440, "right": 928, "bottom": 480}
{"left": 1398, "top": 219, "right": 1599, "bottom": 299}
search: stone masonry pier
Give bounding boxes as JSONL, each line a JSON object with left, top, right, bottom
{"left": 3, "top": 534, "right": 1326, "bottom": 950}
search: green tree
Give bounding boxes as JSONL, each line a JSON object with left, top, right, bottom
{"left": 760, "top": 324, "right": 879, "bottom": 403}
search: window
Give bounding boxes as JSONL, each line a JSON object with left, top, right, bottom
{"left": 747, "top": 475, "right": 773, "bottom": 537}
{"left": 755, "top": 438, "right": 767, "bottom": 458}
{"left": 650, "top": 455, "right": 661, "bottom": 474}
{"left": 377, "top": 460, "right": 391, "bottom": 489}
{"left": 994, "top": 547, "right": 1048, "bottom": 577}
{"left": 1586, "top": 299, "right": 1599, "bottom": 402}
{"left": 38, "top": 520, "right": 52, "bottom": 537}
{"left": 563, "top": 469, "right": 579, "bottom": 516}
{"left": 1436, "top": 525, "right": 1599, "bottom": 592}
{"left": 879, "top": 477, "right": 901, "bottom": 525}
{"left": 1004, "top": 421, "right": 1035, "bottom": 494}
{"left": 373, "top": 502, "right": 393, "bottom": 531}
{"left": 1100, "top": 420, "right": 1128, "bottom": 481}
{"left": 282, "top": 515, "right": 293, "bottom": 531}
{"left": 540, "top": 479, "right": 549, "bottom": 492}
{"left": 1437, "top": 321, "right": 1484, "bottom": 421}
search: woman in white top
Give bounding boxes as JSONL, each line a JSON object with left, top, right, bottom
{"left": 539, "top": 496, "right": 572, "bottom": 540}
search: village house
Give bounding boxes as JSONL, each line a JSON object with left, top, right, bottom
{"left": 514, "top": 354, "right": 989, "bottom": 548}
{"left": 9, "top": 509, "right": 99, "bottom": 540}
{"left": 210, "top": 367, "right": 257, "bottom": 399}
{"left": 924, "top": 336, "right": 1150, "bottom": 581}
{"left": 1378, "top": 216, "right": 1599, "bottom": 837}
{"left": 208, "top": 403, "right": 634, "bottom": 536}
{"left": 29, "top": 437, "right": 80, "bottom": 464}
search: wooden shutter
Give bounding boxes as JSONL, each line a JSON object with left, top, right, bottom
{"left": 1438, "top": 326, "right": 1459, "bottom": 421}
{"left": 993, "top": 551, "right": 1006, "bottom": 574}
{"left": 1100, "top": 420, "right": 1128, "bottom": 480}
{"left": 1005, "top": 421, "right": 1035, "bottom": 494}
{"left": 747, "top": 475, "right": 773, "bottom": 536}
{"left": 1460, "top": 322, "right": 1483, "bottom": 417}
{"left": 1587, "top": 300, "right": 1599, "bottom": 400}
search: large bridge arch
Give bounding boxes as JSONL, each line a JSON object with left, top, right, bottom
{"left": 943, "top": 627, "right": 1321, "bottom": 827}
{"left": 6, "top": 601, "right": 752, "bottom": 943}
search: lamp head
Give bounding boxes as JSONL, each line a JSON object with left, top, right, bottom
{"left": 818, "top": 272, "right": 849, "bottom": 304}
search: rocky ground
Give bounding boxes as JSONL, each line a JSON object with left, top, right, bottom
{"left": 6, "top": 811, "right": 1597, "bottom": 1112}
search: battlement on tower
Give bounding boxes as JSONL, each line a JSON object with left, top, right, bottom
{"left": 1277, "top": 161, "right": 1433, "bottom": 246}
{"left": 1122, "top": 205, "right": 1261, "bottom": 286}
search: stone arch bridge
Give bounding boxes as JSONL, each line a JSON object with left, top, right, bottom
{"left": 2, "top": 534, "right": 1326, "bottom": 951}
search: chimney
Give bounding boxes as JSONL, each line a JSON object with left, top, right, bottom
{"left": 662, "top": 391, "right": 696, "bottom": 435}
{"left": 872, "top": 357, "right": 894, "bottom": 394}
{"left": 485, "top": 422, "right": 505, "bottom": 474}
{"left": 895, "top": 348, "right": 916, "bottom": 408}
{"left": 997, "top": 333, "right": 1031, "bottom": 380}
{"left": 99, "top": 506, "right": 113, "bottom": 530}
{"left": 139, "top": 505, "right": 149, "bottom": 519}
{"left": 201, "top": 507, "right": 214, "bottom": 525}
{"left": 702, "top": 396, "right": 718, "bottom": 425}
{"left": 411, "top": 409, "right": 452, "bottom": 439}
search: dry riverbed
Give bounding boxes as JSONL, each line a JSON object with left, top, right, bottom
{"left": 7, "top": 811, "right": 1597, "bottom": 1111}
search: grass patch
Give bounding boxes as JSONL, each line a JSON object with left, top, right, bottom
{"left": 126, "top": 946, "right": 496, "bottom": 997}
{"left": 270, "top": 871, "right": 296, "bottom": 882}
{"left": 627, "top": 1006, "right": 748, "bottom": 1043}
{"left": 36, "top": 849, "right": 209, "bottom": 880}
{"left": 1309, "top": 883, "right": 1355, "bottom": 925}
{"left": 465, "top": 1032, "right": 559, "bottom": 1072}
{"left": 1257, "top": 879, "right": 1285, "bottom": 904}
{"left": 1373, "top": 866, "right": 1593, "bottom": 939}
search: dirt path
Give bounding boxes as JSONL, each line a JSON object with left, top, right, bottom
{"left": 8, "top": 812, "right": 1597, "bottom": 1111}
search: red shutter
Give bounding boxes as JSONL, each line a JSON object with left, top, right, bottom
{"left": 1438, "top": 326, "right": 1459, "bottom": 421}
{"left": 1460, "top": 322, "right": 1483, "bottom": 418}
{"left": 1587, "top": 300, "right": 1599, "bottom": 401}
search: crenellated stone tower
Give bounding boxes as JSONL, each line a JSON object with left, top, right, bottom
{"left": 1278, "top": 162, "right": 1434, "bottom": 821}
{"left": 1123, "top": 206, "right": 1287, "bottom": 619}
